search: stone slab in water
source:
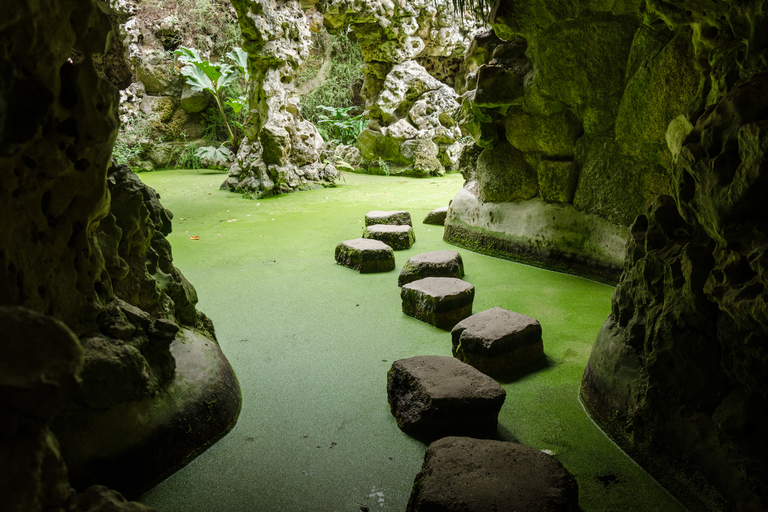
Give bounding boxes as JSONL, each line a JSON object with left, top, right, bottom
{"left": 387, "top": 356, "right": 506, "bottom": 442}
{"left": 423, "top": 206, "right": 449, "bottom": 225}
{"left": 365, "top": 210, "right": 412, "bottom": 226}
{"left": 452, "top": 307, "right": 543, "bottom": 378}
{"left": 406, "top": 436, "right": 579, "bottom": 512}
{"left": 401, "top": 277, "right": 474, "bottom": 330}
{"left": 335, "top": 238, "right": 395, "bottom": 273}
{"left": 363, "top": 224, "right": 415, "bottom": 250}
{"left": 398, "top": 250, "right": 464, "bottom": 287}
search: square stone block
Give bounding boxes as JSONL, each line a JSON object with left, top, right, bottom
{"left": 452, "top": 307, "right": 543, "bottom": 378}
{"left": 407, "top": 437, "right": 579, "bottom": 512}
{"left": 401, "top": 277, "right": 474, "bottom": 330}
{"left": 335, "top": 238, "right": 395, "bottom": 273}
{"left": 387, "top": 356, "right": 506, "bottom": 442}
{"left": 398, "top": 250, "right": 464, "bottom": 287}
{"left": 422, "top": 206, "right": 448, "bottom": 225}
{"left": 365, "top": 210, "right": 412, "bottom": 226}
{"left": 363, "top": 224, "right": 415, "bottom": 250}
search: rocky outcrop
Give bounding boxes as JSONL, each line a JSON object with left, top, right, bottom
{"left": 1, "top": 0, "right": 240, "bottom": 501}
{"left": 445, "top": 4, "right": 702, "bottom": 280}
{"left": 221, "top": 0, "right": 334, "bottom": 197}
{"left": 323, "top": 0, "right": 485, "bottom": 174}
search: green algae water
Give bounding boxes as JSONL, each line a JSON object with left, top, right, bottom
{"left": 137, "top": 170, "right": 684, "bottom": 512}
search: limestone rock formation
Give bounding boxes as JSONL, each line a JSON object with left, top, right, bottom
{"left": 323, "top": 0, "right": 485, "bottom": 174}
{"left": 1, "top": 0, "right": 241, "bottom": 501}
{"left": 221, "top": 0, "right": 333, "bottom": 197}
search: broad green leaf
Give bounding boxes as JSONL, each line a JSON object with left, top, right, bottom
{"left": 224, "top": 96, "right": 247, "bottom": 115}
{"left": 194, "top": 145, "right": 231, "bottom": 166}
{"left": 216, "top": 64, "right": 238, "bottom": 90}
{"left": 227, "top": 47, "right": 249, "bottom": 81}
{"left": 193, "top": 61, "right": 224, "bottom": 88}
{"left": 174, "top": 46, "right": 203, "bottom": 65}
{"left": 180, "top": 64, "right": 215, "bottom": 93}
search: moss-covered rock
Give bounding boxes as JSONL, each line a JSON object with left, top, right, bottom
{"left": 537, "top": 159, "right": 579, "bottom": 204}
{"left": 476, "top": 142, "right": 538, "bottom": 202}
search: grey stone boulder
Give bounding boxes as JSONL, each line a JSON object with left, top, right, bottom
{"left": 423, "top": 206, "right": 449, "bottom": 225}
{"left": 407, "top": 437, "right": 579, "bottom": 512}
{"left": 363, "top": 224, "right": 416, "bottom": 250}
{"left": 452, "top": 307, "right": 544, "bottom": 378}
{"left": 401, "top": 277, "right": 474, "bottom": 330}
{"left": 335, "top": 238, "right": 395, "bottom": 273}
{"left": 387, "top": 356, "right": 506, "bottom": 442}
{"left": 398, "top": 250, "right": 465, "bottom": 287}
{"left": 365, "top": 210, "right": 412, "bottom": 227}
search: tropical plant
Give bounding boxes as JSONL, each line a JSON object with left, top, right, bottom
{"left": 174, "top": 46, "right": 249, "bottom": 157}
{"left": 316, "top": 105, "right": 367, "bottom": 145}
{"left": 194, "top": 145, "right": 231, "bottom": 167}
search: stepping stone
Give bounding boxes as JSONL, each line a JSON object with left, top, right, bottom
{"left": 363, "top": 224, "right": 415, "bottom": 250}
{"left": 387, "top": 356, "right": 506, "bottom": 442}
{"left": 401, "top": 277, "right": 474, "bottom": 330}
{"left": 398, "top": 250, "right": 464, "bottom": 287}
{"left": 451, "top": 307, "right": 543, "bottom": 378}
{"left": 406, "top": 436, "right": 579, "bottom": 512}
{"left": 422, "top": 206, "right": 449, "bottom": 225}
{"left": 335, "top": 238, "right": 395, "bottom": 273}
{"left": 365, "top": 210, "right": 412, "bottom": 227}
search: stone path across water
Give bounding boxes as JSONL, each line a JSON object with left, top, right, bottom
{"left": 137, "top": 170, "right": 686, "bottom": 512}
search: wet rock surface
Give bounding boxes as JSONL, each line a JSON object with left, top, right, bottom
{"left": 363, "top": 224, "right": 415, "bottom": 250}
{"left": 422, "top": 206, "right": 449, "bottom": 225}
{"left": 387, "top": 356, "right": 506, "bottom": 442}
{"left": 398, "top": 250, "right": 465, "bottom": 287}
{"left": 365, "top": 210, "right": 413, "bottom": 227}
{"left": 407, "top": 437, "right": 579, "bottom": 512}
{"left": 452, "top": 307, "right": 543, "bottom": 379}
{"left": 401, "top": 277, "right": 474, "bottom": 330}
{"left": 1, "top": 0, "right": 241, "bottom": 502}
{"left": 335, "top": 238, "right": 396, "bottom": 273}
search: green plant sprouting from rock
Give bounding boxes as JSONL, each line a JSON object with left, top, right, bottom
{"left": 175, "top": 46, "right": 249, "bottom": 159}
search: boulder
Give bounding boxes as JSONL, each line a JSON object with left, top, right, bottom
{"left": 365, "top": 210, "right": 412, "bottom": 226}
{"left": 398, "top": 250, "right": 464, "bottom": 287}
{"left": 422, "top": 206, "right": 449, "bottom": 225}
{"left": 363, "top": 224, "right": 416, "bottom": 250}
{"left": 476, "top": 142, "right": 538, "bottom": 202}
{"left": 387, "top": 356, "right": 506, "bottom": 442}
{"left": 407, "top": 437, "right": 579, "bottom": 512}
{"left": 452, "top": 307, "right": 544, "bottom": 378}
{"left": 401, "top": 277, "right": 474, "bottom": 330}
{"left": 335, "top": 238, "right": 396, "bottom": 273}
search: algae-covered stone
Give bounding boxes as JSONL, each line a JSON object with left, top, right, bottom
{"left": 401, "top": 277, "right": 475, "bottom": 330}
{"left": 473, "top": 65, "right": 524, "bottom": 107}
{"left": 365, "top": 210, "right": 412, "bottom": 226}
{"left": 335, "top": 238, "right": 396, "bottom": 273}
{"left": 538, "top": 159, "right": 579, "bottom": 204}
{"left": 504, "top": 107, "right": 583, "bottom": 157}
{"left": 363, "top": 224, "right": 416, "bottom": 250}
{"left": 476, "top": 142, "right": 538, "bottom": 202}
{"left": 398, "top": 250, "right": 464, "bottom": 286}
{"left": 423, "top": 206, "right": 449, "bottom": 225}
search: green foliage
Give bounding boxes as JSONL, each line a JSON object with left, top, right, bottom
{"left": 194, "top": 145, "right": 232, "bottom": 167}
{"left": 175, "top": 45, "right": 249, "bottom": 155}
{"left": 178, "top": 142, "right": 203, "bottom": 169}
{"left": 377, "top": 157, "right": 391, "bottom": 176}
{"left": 301, "top": 33, "right": 365, "bottom": 126}
{"left": 113, "top": 111, "right": 157, "bottom": 168}
{"left": 316, "top": 106, "right": 367, "bottom": 145}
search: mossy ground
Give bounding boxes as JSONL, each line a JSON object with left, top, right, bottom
{"left": 137, "top": 170, "right": 683, "bottom": 512}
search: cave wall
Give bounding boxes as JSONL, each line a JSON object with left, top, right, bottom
{"left": 1, "top": 0, "right": 240, "bottom": 503}
{"left": 448, "top": 0, "right": 768, "bottom": 508}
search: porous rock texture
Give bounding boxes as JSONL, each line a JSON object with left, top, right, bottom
{"left": 407, "top": 437, "right": 579, "bottom": 512}
{"left": 323, "top": 0, "right": 486, "bottom": 175}
{"left": 221, "top": 0, "right": 335, "bottom": 198}
{"left": 1, "top": 0, "right": 240, "bottom": 502}
{"left": 387, "top": 356, "right": 506, "bottom": 442}
{"left": 443, "top": 1, "right": 768, "bottom": 508}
